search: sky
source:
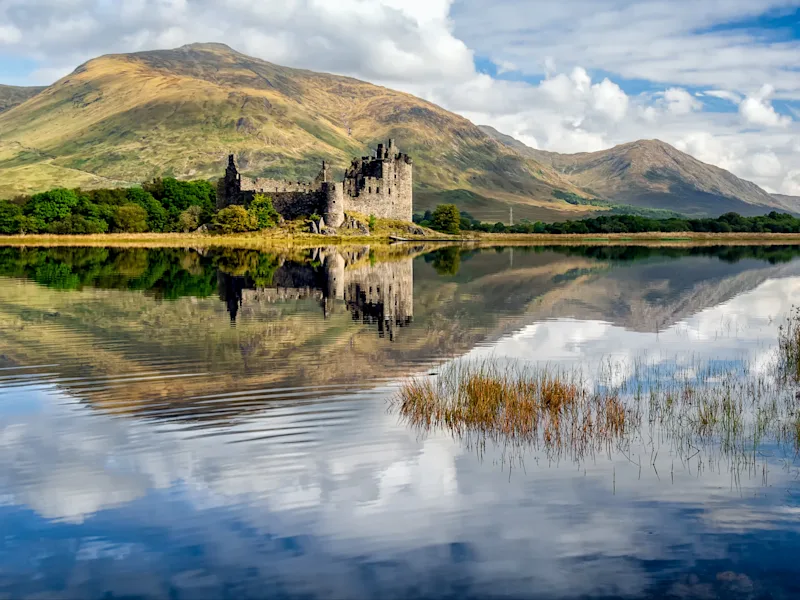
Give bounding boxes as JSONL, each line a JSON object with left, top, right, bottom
{"left": 0, "top": 0, "right": 798, "bottom": 195}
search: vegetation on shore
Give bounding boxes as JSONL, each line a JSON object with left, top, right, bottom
{"left": 4, "top": 183, "right": 800, "bottom": 252}
{"left": 416, "top": 205, "right": 800, "bottom": 235}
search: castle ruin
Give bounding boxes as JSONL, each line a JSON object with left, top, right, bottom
{"left": 219, "top": 140, "right": 413, "bottom": 226}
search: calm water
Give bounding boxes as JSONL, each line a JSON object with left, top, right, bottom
{"left": 2, "top": 244, "right": 800, "bottom": 599}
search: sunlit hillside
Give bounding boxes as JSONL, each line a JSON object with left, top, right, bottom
{"left": 0, "top": 43, "right": 596, "bottom": 221}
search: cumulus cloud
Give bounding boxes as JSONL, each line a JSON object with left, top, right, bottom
{"left": 782, "top": 170, "right": 800, "bottom": 196}
{"left": 739, "top": 85, "right": 793, "bottom": 128}
{"left": 659, "top": 88, "right": 702, "bottom": 116}
{"left": 704, "top": 90, "right": 743, "bottom": 105}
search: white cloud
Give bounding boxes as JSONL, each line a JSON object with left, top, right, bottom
{"left": 782, "top": 170, "right": 800, "bottom": 196}
{"left": 0, "top": 0, "right": 798, "bottom": 194}
{"left": 704, "top": 90, "right": 743, "bottom": 105}
{"left": 739, "top": 84, "right": 793, "bottom": 128}
{"left": 659, "top": 87, "right": 702, "bottom": 116}
{"left": 750, "top": 151, "right": 783, "bottom": 178}
{"left": 0, "top": 24, "right": 22, "bottom": 44}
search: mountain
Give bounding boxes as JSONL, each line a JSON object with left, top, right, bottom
{"left": 772, "top": 194, "right": 800, "bottom": 212}
{"left": 0, "top": 84, "right": 44, "bottom": 113}
{"left": 480, "top": 125, "right": 793, "bottom": 217}
{"left": 0, "top": 43, "right": 596, "bottom": 221}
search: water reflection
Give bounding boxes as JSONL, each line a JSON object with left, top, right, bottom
{"left": 2, "top": 244, "right": 800, "bottom": 598}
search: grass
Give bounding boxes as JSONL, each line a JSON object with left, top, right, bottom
{"left": 779, "top": 306, "right": 800, "bottom": 385}
{"left": 4, "top": 231, "right": 800, "bottom": 251}
{"left": 394, "top": 307, "right": 800, "bottom": 469}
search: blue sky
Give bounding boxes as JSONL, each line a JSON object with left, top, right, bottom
{"left": 0, "top": 0, "right": 798, "bottom": 194}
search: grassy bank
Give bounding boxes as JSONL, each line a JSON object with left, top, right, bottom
{"left": 4, "top": 230, "right": 800, "bottom": 250}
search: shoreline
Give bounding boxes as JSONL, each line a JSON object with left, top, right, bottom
{"left": 3, "top": 231, "right": 800, "bottom": 249}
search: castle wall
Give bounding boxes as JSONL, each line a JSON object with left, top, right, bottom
{"left": 270, "top": 191, "right": 327, "bottom": 220}
{"left": 343, "top": 153, "right": 413, "bottom": 222}
{"left": 244, "top": 179, "right": 318, "bottom": 194}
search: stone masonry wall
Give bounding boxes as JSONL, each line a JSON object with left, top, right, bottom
{"left": 220, "top": 141, "right": 413, "bottom": 225}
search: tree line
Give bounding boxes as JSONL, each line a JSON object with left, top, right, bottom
{"left": 0, "top": 179, "right": 282, "bottom": 235}
{"left": 414, "top": 205, "right": 800, "bottom": 235}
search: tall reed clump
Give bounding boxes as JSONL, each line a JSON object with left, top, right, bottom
{"left": 393, "top": 349, "right": 800, "bottom": 471}
{"left": 778, "top": 306, "right": 800, "bottom": 385}
{"left": 393, "top": 358, "right": 638, "bottom": 461}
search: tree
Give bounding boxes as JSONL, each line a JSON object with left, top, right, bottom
{"left": 144, "top": 178, "right": 215, "bottom": 230}
{"left": 127, "top": 187, "right": 167, "bottom": 232}
{"left": 430, "top": 204, "right": 460, "bottom": 234}
{"left": 178, "top": 205, "right": 204, "bottom": 232}
{"left": 249, "top": 194, "right": 280, "bottom": 229}
{"left": 113, "top": 205, "right": 149, "bottom": 233}
{"left": 47, "top": 215, "right": 108, "bottom": 234}
{"left": 214, "top": 206, "right": 257, "bottom": 234}
{"left": 0, "top": 200, "right": 22, "bottom": 234}
{"left": 24, "top": 188, "right": 80, "bottom": 226}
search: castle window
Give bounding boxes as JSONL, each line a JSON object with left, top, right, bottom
{"left": 377, "top": 187, "right": 380, "bottom": 194}
{"left": 388, "top": 187, "right": 391, "bottom": 195}
{"left": 369, "top": 187, "right": 372, "bottom": 193}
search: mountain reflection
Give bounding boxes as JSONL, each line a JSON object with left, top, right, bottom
{"left": 0, "top": 244, "right": 800, "bottom": 418}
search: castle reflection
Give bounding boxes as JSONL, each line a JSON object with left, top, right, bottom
{"left": 218, "top": 248, "right": 414, "bottom": 340}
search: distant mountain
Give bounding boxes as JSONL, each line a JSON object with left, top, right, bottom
{"left": 0, "top": 43, "right": 595, "bottom": 221}
{"left": 771, "top": 194, "right": 800, "bottom": 212}
{"left": 480, "top": 125, "right": 794, "bottom": 217}
{"left": 0, "top": 84, "right": 44, "bottom": 113}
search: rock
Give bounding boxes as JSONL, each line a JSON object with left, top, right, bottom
{"left": 318, "top": 217, "right": 326, "bottom": 231}
{"left": 310, "top": 220, "right": 319, "bottom": 234}
{"left": 194, "top": 224, "right": 209, "bottom": 234}
{"left": 322, "top": 227, "right": 337, "bottom": 236}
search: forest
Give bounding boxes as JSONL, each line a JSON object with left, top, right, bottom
{"left": 414, "top": 206, "right": 800, "bottom": 235}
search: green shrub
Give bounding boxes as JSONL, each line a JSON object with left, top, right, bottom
{"left": 126, "top": 187, "right": 167, "bottom": 232}
{"left": 113, "top": 205, "right": 149, "bottom": 233}
{"left": 24, "top": 188, "right": 80, "bottom": 224}
{"left": 368, "top": 214, "right": 377, "bottom": 230}
{"left": 47, "top": 215, "right": 108, "bottom": 234}
{"left": 0, "top": 201, "right": 22, "bottom": 234}
{"left": 249, "top": 194, "right": 280, "bottom": 229}
{"left": 431, "top": 204, "right": 461, "bottom": 234}
{"left": 178, "top": 205, "right": 203, "bottom": 232}
{"left": 214, "top": 205, "right": 257, "bottom": 234}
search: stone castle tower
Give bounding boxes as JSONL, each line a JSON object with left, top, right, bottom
{"left": 220, "top": 140, "right": 413, "bottom": 225}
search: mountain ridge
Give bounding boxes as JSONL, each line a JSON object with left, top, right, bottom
{"left": 0, "top": 43, "right": 595, "bottom": 221}
{"left": 0, "top": 43, "right": 795, "bottom": 220}
{"left": 479, "top": 125, "right": 798, "bottom": 217}
{"left": 0, "top": 84, "right": 45, "bottom": 114}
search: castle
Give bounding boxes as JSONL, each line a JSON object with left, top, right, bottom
{"left": 219, "top": 140, "right": 413, "bottom": 226}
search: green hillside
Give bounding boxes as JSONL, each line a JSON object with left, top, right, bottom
{"left": 0, "top": 43, "right": 596, "bottom": 221}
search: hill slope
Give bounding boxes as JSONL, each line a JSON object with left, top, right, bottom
{"left": 0, "top": 43, "right": 595, "bottom": 221}
{"left": 0, "top": 85, "right": 45, "bottom": 114}
{"left": 480, "top": 125, "right": 791, "bottom": 217}
{"left": 772, "top": 194, "right": 800, "bottom": 212}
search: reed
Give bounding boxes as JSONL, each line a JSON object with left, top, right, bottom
{"left": 778, "top": 306, "right": 800, "bottom": 385}
{"left": 393, "top": 348, "right": 800, "bottom": 472}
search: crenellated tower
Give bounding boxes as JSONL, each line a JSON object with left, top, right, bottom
{"left": 342, "top": 139, "right": 413, "bottom": 222}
